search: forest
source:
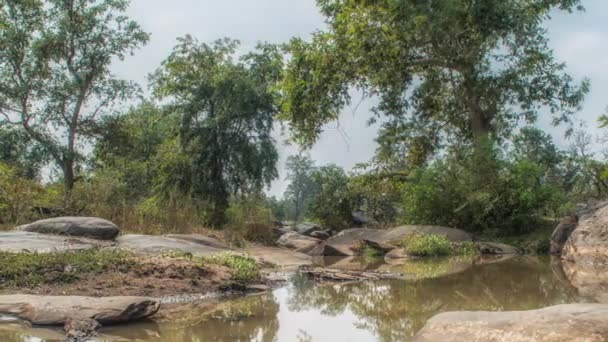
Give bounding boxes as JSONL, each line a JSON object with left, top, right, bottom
{"left": 1, "top": 0, "right": 606, "bottom": 248}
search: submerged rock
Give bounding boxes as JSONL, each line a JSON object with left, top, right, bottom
{"left": 414, "top": 304, "right": 608, "bottom": 342}
{"left": 117, "top": 234, "right": 233, "bottom": 257}
{"left": 475, "top": 242, "right": 520, "bottom": 255}
{"left": 0, "top": 295, "right": 160, "bottom": 326}
{"left": 310, "top": 226, "right": 472, "bottom": 256}
{"left": 276, "top": 232, "right": 321, "bottom": 253}
{"left": 17, "top": 217, "right": 120, "bottom": 240}
{"left": 0, "top": 231, "right": 112, "bottom": 253}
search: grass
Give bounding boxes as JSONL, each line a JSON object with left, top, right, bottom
{"left": 161, "top": 251, "right": 262, "bottom": 284}
{"left": 202, "top": 253, "right": 261, "bottom": 284}
{"left": 0, "top": 249, "right": 133, "bottom": 288}
{"left": 478, "top": 219, "right": 556, "bottom": 254}
{"left": 397, "top": 234, "right": 479, "bottom": 257}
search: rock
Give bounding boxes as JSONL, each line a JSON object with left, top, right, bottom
{"left": 293, "top": 222, "right": 323, "bottom": 236}
{"left": 245, "top": 246, "right": 312, "bottom": 268}
{"left": 276, "top": 232, "right": 321, "bottom": 253}
{"left": 385, "top": 248, "right": 410, "bottom": 260}
{"left": 475, "top": 242, "right": 520, "bottom": 255}
{"left": 0, "top": 231, "right": 112, "bottom": 253}
{"left": 413, "top": 304, "right": 608, "bottom": 342}
{"left": 17, "top": 217, "right": 120, "bottom": 240}
{"left": 309, "top": 230, "right": 331, "bottom": 240}
{"left": 0, "top": 295, "right": 160, "bottom": 326}
{"left": 245, "top": 284, "right": 270, "bottom": 292}
{"left": 550, "top": 215, "right": 578, "bottom": 255}
{"left": 64, "top": 317, "right": 100, "bottom": 341}
{"left": 310, "top": 226, "right": 472, "bottom": 256}
{"left": 562, "top": 202, "right": 608, "bottom": 266}
{"left": 116, "top": 234, "right": 233, "bottom": 257}
{"left": 352, "top": 211, "right": 377, "bottom": 227}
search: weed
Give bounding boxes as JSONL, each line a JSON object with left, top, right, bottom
{"left": 202, "top": 253, "right": 260, "bottom": 284}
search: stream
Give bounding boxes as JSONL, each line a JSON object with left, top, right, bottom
{"left": 0, "top": 256, "right": 591, "bottom": 341}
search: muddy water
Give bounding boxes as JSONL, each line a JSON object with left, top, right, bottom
{"left": 1, "top": 256, "right": 593, "bottom": 342}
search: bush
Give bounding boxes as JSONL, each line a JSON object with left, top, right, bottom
{"left": 0, "top": 249, "right": 132, "bottom": 288}
{"left": 399, "top": 234, "right": 452, "bottom": 256}
{"left": 309, "top": 165, "right": 353, "bottom": 230}
{"left": 203, "top": 253, "right": 261, "bottom": 284}
{"left": 0, "top": 162, "right": 44, "bottom": 225}
{"left": 225, "top": 196, "right": 275, "bottom": 246}
{"left": 401, "top": 144, "right": 567, "bottom": 236}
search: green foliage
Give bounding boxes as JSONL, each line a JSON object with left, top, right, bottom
{"left": 0, "top": 249, "right": 132, "bottom": 288}
{"left": 402, "top": 141, "right": 567, "bottom": 235}
{"left": 0, "top": 162, "right": 44, "bottom": 224}
{"left": 0, "top": 0, "right": 149, "bottom": 191}
{"left": 203, "top": 253, "right": 261, "bottom": 284}
{"left": 399, "top": 234, "right": 452, "bottom": 257}
{"left": 281, "top": 0, "right": 588, "bottom": 161}
{"left": 309, "top": 165, "right": 353, "bottom": 230}
{"left": 151, "top": 37, "right": 281, "bottom": 226}
{"left": 0, "top": 128, "right": 47, "bottom": 179}
{"left": 284, "top": 153, "right": 317, "bottom": 223}
{"left": 349, "top": 164, "right": 403, "bottom": 226}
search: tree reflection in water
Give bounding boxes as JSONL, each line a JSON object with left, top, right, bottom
{"left": 0, "top": 257, "right": 589, "bottom": 342}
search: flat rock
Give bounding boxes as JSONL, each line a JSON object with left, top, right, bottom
{"left": 310, "top": 226, "right": 472, "bottom": 256}
{"left": 414, "top": 304, "right": 608, "bottom": 342}
{"left": 475, "top": 242, "right": 520, "bottom": 255}
{"left": 293, "top": 222, "right": 323, "bottom": 236}
{"left": 18, "top": 217, "right": 120, "bottom": 240}
{"left": 0, "top": 231, "right": 111, "bottom": 253}
{"left": 116, "top": 234, "right": 233, "bottom": 257}
{"left": 0, "top": 295, "right": 160, "bottom": 325}
{"left": 276, "top": 232, "right": 321, "bottom": 253}
{"left": 245, "top": 246, "right": 312, "bottom": 268}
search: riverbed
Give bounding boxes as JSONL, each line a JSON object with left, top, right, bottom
{"left": 0, "top": 256, "right": 592, "bottom": 341}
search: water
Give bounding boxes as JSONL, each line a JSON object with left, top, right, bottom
{"left": 0, "top": 256, "right": 591, "bottom": 342}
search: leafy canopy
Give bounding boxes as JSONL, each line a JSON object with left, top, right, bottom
{"left": 151, "top": 37, "right": 282, "bottom": 226}
{"left": 281, "top": 0, "right": 588, "bottom": 165}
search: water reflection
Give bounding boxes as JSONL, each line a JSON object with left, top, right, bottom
{"left": 1, "top": 256, "right": 593, "bottom": 342}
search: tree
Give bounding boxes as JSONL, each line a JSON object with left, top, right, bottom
{"left": 151, "top": 37, "right": 281, "bottom": 227}
{"left": 0, "top": 127, "right": 47, "bottom": 179}
{"left": 0, "top": 0, "right": 149, "bottom": 192}
{"left": 280, "top": 0, "right": 588, "bottom": 164}
{"left": 512, "top": 127, "right": 562, "bottom": 169}
{"left": 309, "top": 164, "right": 352, "bottom": 229}
{"left": 284, "top": 153, "right": 317, "bottom": 223}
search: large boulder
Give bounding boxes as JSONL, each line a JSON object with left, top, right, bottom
{"left": 562, "top": 261, "right": 608, "bottom": 303}
{"left": 550, "top": 215, "right": 578, "bottom": 255}
{"left": 0, "top": 231, "right": 112, "bottom": 253}
{"left": 414, "top": 304, "right": 608, "bottom": 342}
{"left": 18, "top": 217, "right": 119, "bottom": 240}
{"left": 562, "top": 202, "right": 608, "bottom": 266}
{"left": 310, "top": 226, "right": 472, "bottom": 256}
{"left": 117, "top": 234, "right": 233, "bottom": 257}
{"left": 276, "top": 232, "right": 321, "bottom": 253}
{"left": 0, "top": 295, "right": 160, "bottom": 325}
{"left": 293, "top": 222, "right": 323, "bottom": 236}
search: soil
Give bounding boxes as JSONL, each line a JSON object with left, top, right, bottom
{"left": 0, "top": 256, "right": 241, "bottom": 298}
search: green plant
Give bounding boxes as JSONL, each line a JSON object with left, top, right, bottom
{"left": 399, "top": 234, "right": 452, "bottom": 257}
{"left": 0, "top": 249, "right": 133, "bottom": 288}
{"left": 203, "top": 253, "right": 261, "bottom": 284}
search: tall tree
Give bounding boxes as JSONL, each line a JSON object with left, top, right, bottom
{"left": 151, "top": 37, "right": 281, "bottom": 227}
{"left": 0, "top": 0, "right": 149, "bottom": 191}
{"left": 280, "top": 0, "right": 588, "bottom": 165}
{"left": 284, "top": 153, "right": 317, "bottom": 223}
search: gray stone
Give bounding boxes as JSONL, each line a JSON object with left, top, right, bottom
{"left": 245, "top": 246, "right": 312, "bottom": 268}
{"left": 550, "top": 215, "right": 578, "bottom": 255}
{"left": 0, "top": 231, "right": 111, "bottom": 253}
{"left": 117, "top": 234, "right": 233, "bottom": 257}
{"left": 414, "top": 304, "right": 608, "bottom": 342}
{"left": 309, "top": 230, "right": 331, "bottom": 240}
{"left": 18, "top": 217, "right": 119, "bottom": 240}
{"left": 0, "top": 295, "right": 160, "bottom": 326}
{"left": 294, "top": 222, "right": 323, "bottom": 236}
{"left": 276, "top": 232, "right": 321, "bottom": 253}
{"left": 475, "top": 242, "right": 520, "bottom": 255}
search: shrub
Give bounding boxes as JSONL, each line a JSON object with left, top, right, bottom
{"left": 203, "top": 253, "right": 260, "bottom": 284}
{"left": 399, "top": 234, "right": 452, "bottom": 257}
{"left": 225, "top": 197, "right": 275, "bottom": 246}
{"left": 0, "top": 162, "right": 44, "bottom": 225}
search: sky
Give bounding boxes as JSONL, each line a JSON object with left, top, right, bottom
{"left": 112, "top": 0, "right": 608, "bottom": 197}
